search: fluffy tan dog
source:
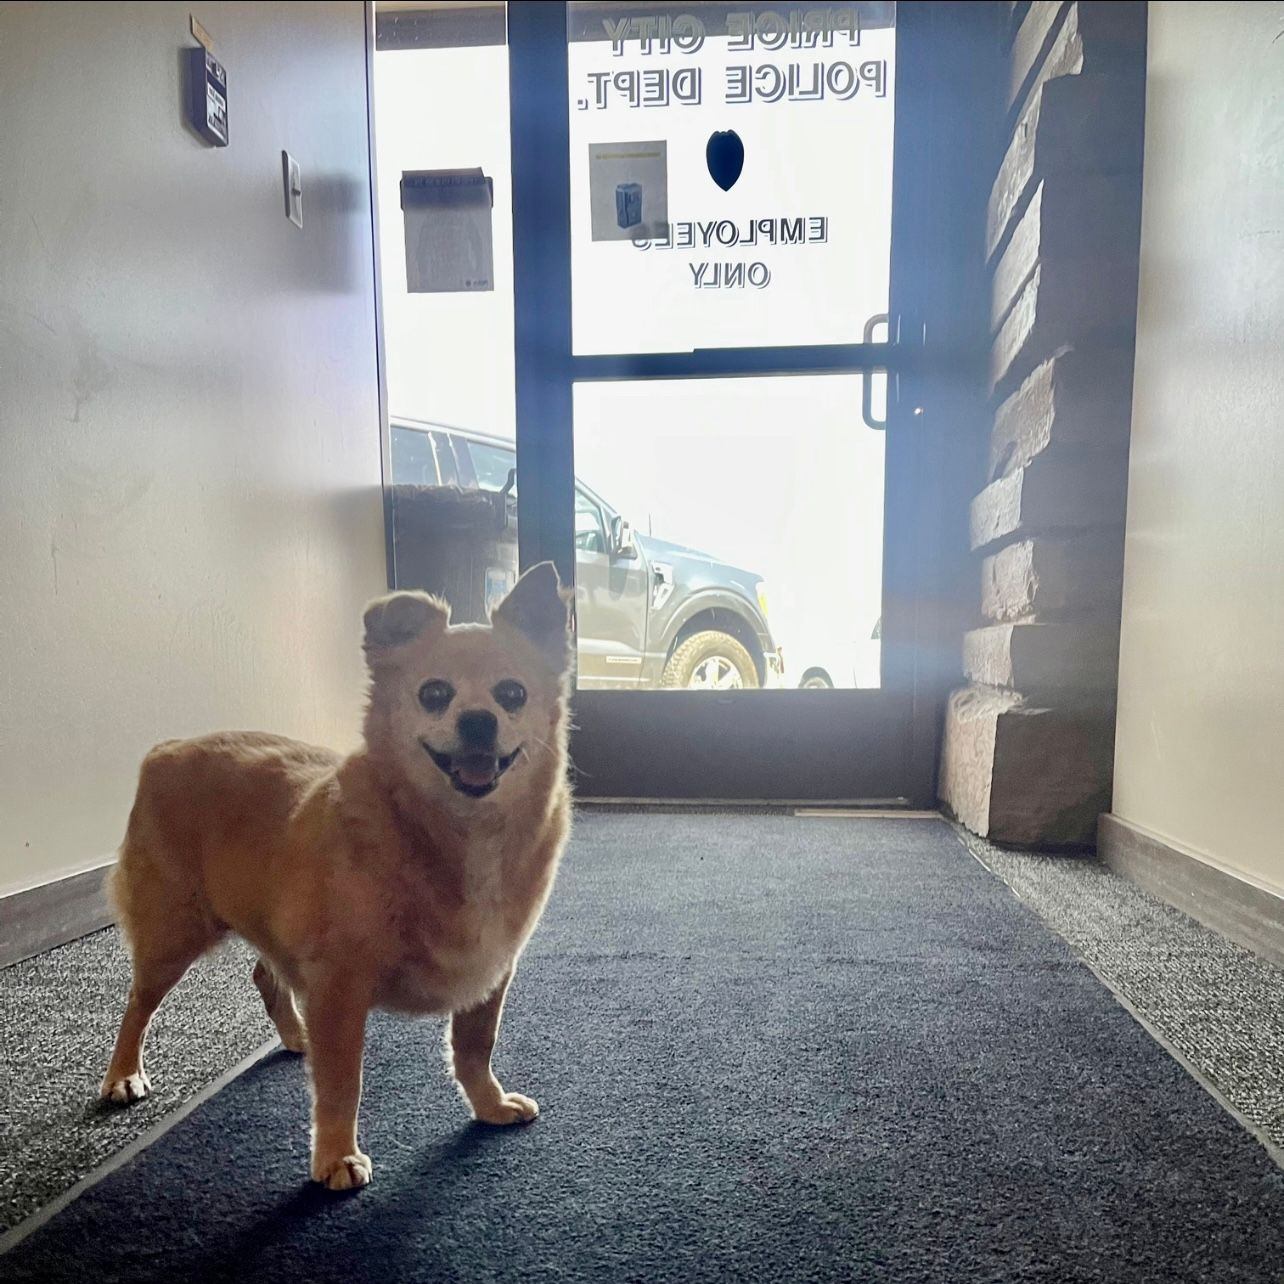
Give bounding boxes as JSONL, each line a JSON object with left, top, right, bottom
{"left": 100, "top": 562, "right": 572, "bottom": 1190}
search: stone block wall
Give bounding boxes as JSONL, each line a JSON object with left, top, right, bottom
{"left": 939, "top": 2, "right": 1147, "bottom": 846}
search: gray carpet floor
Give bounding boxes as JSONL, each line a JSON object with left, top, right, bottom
{"left": 0, "top": 929, "right": 273, "bottom": 1233}
{"left": 958, "top": 826, "right": 1284, "bottom": 1153}
{"left": 3, "top": 814, "right": 1281, "bottom": 1250}
{"left": 2, "top": 815, "right": 1282, "bottom": 1282}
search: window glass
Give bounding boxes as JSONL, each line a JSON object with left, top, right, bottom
{"left": 573, "top": 374, "right": 884, "bottom": 690}
{"left": 375, "top": 10, "right": 516, "bottom": 432}
{"left": 469, "top": 439, "right": 519, "bottom": 491}
{"left": 430, "top": 431, "right": 461, "bottom": 486}
{"left": 567, "top": 2, "right": 896, "bottom": 354}
{"left": 390, "top": 424, "right": 440, "bottom": 485}
{"left": 574, "top": 489, "right": 608, "bottom": 554}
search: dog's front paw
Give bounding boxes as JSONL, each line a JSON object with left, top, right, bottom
{"left": 472, "top": 1091, "right": 539, "bottom": 1126}
{"left": 100, "top": 1072, "right": 151, "bottom": 1105}
{"left": 312, "top": 1150, "right": 373, "bottom": 1191}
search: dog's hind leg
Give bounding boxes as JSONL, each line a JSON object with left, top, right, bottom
{"left": 253, "top": 957, "right": 308, "bottom": 1054}
{"left": 101, "top": 837, "right": 223, "bottom": 1105}
{"left": 100, "top": 926, "right": 218, "bottom": 1104}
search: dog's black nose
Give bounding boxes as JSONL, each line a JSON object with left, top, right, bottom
{"left": 456, "top": 709, "right": 498, "bottom": 748}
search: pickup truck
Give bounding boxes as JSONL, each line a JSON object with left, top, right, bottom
{"left": 391, "top": 418, "right": 781, "bottom": 690}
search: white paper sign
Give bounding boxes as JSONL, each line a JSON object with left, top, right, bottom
{"left": 401, "top": 168, "right": 494, "bottom": 293}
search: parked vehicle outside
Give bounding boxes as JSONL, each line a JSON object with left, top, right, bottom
{"left": 780, "top": 616, "right": 882, "bottom": 690}
{"left": 391, "top": 418, "right": 782, "bottom": 691}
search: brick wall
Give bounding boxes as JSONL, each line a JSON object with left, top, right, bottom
{"left": 938, "top": 1, "right": 1147, "bottom": 846}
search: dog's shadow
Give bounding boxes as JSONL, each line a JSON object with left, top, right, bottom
{"left": 431, "top": 1117, "right": 518, "bottom": 1161}
{"left": 398, "top": 1117, "right": 536, "bottom": 1200}
{"left": 228, "top": 1119, "right": 525, "bottom": 1270}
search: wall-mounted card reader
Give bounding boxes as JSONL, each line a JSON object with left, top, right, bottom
{"left": 188, "top": 47, "right": 228, "bottom": 146}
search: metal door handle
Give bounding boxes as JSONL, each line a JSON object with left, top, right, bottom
{"left": 860, "top": 313, "right": 926, "bottom": 431}
{"left": 861, "top": 314, "right": 890, "bottom": 431}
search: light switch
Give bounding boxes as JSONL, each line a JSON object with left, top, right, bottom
{"left": 282, "top": 151, "right": 302, "bottom": 229}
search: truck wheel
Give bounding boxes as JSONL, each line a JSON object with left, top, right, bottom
{"left": 661, "top": 631, "right": 760, "bottom": 690}
{"left": 799, "top": 668, "right": 833, "bottom": 690}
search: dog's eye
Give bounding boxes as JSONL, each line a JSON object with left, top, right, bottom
{"left": 493, "top": 680, "right": 527, "bottom": 713}
{"left": 418, "top": 680, "right": 455, "bottom": 714}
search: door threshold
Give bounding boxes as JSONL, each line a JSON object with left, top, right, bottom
{"left": 793, "top": 807, "right": 942, "bottom": 819}
{"left": 576, "top": 797, "right": 937, "bottom": 816}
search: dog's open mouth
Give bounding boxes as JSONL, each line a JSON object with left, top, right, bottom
{"left": 422, "top": 744, "right": 521, "bottom": 798}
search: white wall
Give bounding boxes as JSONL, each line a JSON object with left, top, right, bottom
{"left": 1114, "top": 1, "right": 1284, "bottom": 896}
{"left": 0, "top": 2, "right": 387, "bottom": 891}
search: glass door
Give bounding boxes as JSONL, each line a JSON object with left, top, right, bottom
{"left": 375, "top": 1, "right": 966, "bottom": 804}
{"left": 508, "top": 0, "right": 947, "bottom": 804}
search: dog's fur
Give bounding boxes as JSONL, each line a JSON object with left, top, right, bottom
{"left": 101, "top": 562, "right": 572, "bottom": 1190}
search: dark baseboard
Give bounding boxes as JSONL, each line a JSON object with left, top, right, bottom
{"left": 0, "top": 864, "right": 115, "bottom": 969}
{"left": 1099, "top": 813, "right": 1284, "bottom": 971}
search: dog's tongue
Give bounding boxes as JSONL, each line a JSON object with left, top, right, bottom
{"left": 455, "top": 754, "right": 497, "bottom": 788}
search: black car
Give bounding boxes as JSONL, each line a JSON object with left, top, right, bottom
{"left": 391, "top": 419, "right": 782, "bottom": 690}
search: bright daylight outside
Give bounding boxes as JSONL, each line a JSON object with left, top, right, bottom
{"left": 374, "top": 2, "right": 894, "bottom": 692}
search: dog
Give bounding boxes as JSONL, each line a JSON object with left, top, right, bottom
{"left": 100, "top": 561, "right": 573, "bottom": 1190}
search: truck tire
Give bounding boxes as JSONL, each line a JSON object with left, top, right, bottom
{"left": 660, "top": 631, "right": 760, "bottom": 690}
{"left": 799, "top": 668, "right": 834, "bottom": 690}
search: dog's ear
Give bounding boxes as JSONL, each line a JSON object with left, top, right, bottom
{"left": 363, "top": 591, "right": 449, "bottom": 660}
{"left": 491, "top": 562, "right": 572, "bottom": 672}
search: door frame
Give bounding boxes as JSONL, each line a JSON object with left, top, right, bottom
{"left": 504, "top": 1, "right": 996, "bottom": 805}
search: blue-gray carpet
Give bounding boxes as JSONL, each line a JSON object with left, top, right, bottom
{"left": 4, "top": 815, "right": 1282, "bottom": 1282}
